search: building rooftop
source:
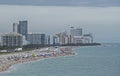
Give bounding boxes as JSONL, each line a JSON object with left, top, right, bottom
{"left": 1, "top": 32, "right": 22, "bottom": 36}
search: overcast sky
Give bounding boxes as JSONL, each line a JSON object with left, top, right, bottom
{"left": 0, "top": 5, "right": 120, "bottom": 43}
{"left": 0, "top": 0, "right": 120, "bottom": 6}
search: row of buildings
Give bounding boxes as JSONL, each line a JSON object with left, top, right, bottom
{"left": 0, "top": 20, "right": 94, "bottom": 48}
{"left": 0, "top": 20, "right": 50, "bottom": 47}
{"left": 53, "top": 27, "right": 93, "bottom": 45}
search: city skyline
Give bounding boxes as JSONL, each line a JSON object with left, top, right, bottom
{"left": 0, "top": 5, "right": 120, "bottom": 43}
{"left": 0, "top": 1, "right": 119, "bottom": 76}
{"left": 0, "top": 20, "right": 94, "bottom": 46}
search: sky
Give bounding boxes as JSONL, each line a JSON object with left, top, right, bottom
{"left": 0, "top": 0, "right": 120, "bottom": 6}
{"left": 0, "top": 1, "right": 120, "bottom": 43}
{"left": 0, "top": 5, "right": 120, "bottom": 43}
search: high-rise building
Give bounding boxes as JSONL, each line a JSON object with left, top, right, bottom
{"left": 1, "top": 33, "right": 23, "bottom": 47}
{"left": 17, "top": 20, "right": 28, "bottom": 39}
{"left": 13, "top": 23, "right": 18, "bottom": 33}
{"left": 54, "top": 32, "right": 69, "bottom": 45}
{"left": 72, "top": 36, "right": 84, "bottom": 44}
{"left": 27, "top": 33, "right": 46, "bottom": 45}
{"left": 40, "top": 34, "right": 46, "bottom": 45}
{"left": 83, "top": 33, "right": 93, "bottom": 43}
{"left": 27, "top": 33, "right": 41, "bottom": 44}
{"left": 46, "top": 35, "right": 50, "bottom": 45}
{"left": 70, "top": 28, "right": 82, "bottom": 36}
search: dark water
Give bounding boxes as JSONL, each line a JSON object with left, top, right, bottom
{"left": 0, "top": 43, "right": 120, "bottom": 76}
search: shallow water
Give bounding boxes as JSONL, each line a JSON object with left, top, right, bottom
{"left": 0, "top": 43, "right": 120, "bottom": 76}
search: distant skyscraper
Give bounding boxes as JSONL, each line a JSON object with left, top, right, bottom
{"left": 53, "top": 36, "right": 56, "bottom": 45}
{"left": 27, "top": 33, "right": 41, "bottom": 44}
{"left": 1, "top": 33, "right": 23, "bottom": 47}
{"left": 17, "top": 20, "right": 28, "bottom": 39}
{"left": 70, "top": 28, "right": 82, "bottom": 36}
{"left": 84, "top": 33, "right": 93, "bottom": 43}
{"left": 27, "top": 33, "right": 46, "bottom": 45}
{"left": 40, "top": 34, "right": 46, "bottom": 45}
{"left": 46, "top": 35, "right": 50, "bottom": 45}
{"left": 13, "top": 23, "right": 18, "bottom": 33}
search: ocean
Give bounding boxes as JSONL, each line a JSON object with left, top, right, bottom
{"left": 0, "top": 43, "right": 120, "bottom": 76}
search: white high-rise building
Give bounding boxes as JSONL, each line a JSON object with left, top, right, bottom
{"left": 1, "top": 33, "right": 23, "bottom": 47}
{"left": 54, "top": 32, "right": 69, "bottom": 45}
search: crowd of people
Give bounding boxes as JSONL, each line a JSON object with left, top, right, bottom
{"left": 0, "top": 47, "right": 75, "bottom": 72}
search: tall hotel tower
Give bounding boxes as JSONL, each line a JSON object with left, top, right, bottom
{"left": 13, "top": 23, "right": 19, "bottom": 33}
{"left": 70, "top": 28, "right": 82, "bottom": 36}
{"left": 17, "top": 20, "right": 28, "bottom": 39}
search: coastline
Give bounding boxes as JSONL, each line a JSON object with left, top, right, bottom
{"left": 0, "top": 47, "right": 75, "bottom": 72}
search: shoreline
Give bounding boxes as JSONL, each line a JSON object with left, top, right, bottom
{"left": 0, "top": 47, "right": 75, "bottom": 72}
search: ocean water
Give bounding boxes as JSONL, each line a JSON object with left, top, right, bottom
{"left": 0, "top": 43, "right": 120, "bottom": 76}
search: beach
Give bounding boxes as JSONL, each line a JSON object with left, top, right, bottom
{"left": 0, "top": 47, "right": 75, "bottom": 72}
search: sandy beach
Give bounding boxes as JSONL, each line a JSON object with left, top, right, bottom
{"left": 0, "top": 47, "right": 75, "bottom": 72}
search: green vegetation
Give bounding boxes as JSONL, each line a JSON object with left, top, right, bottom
{"left": 0, "top": 43, "right": 101, "bottom": 55}
{"left": 0, "top": 46, "right": 20, "bottom": 50}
